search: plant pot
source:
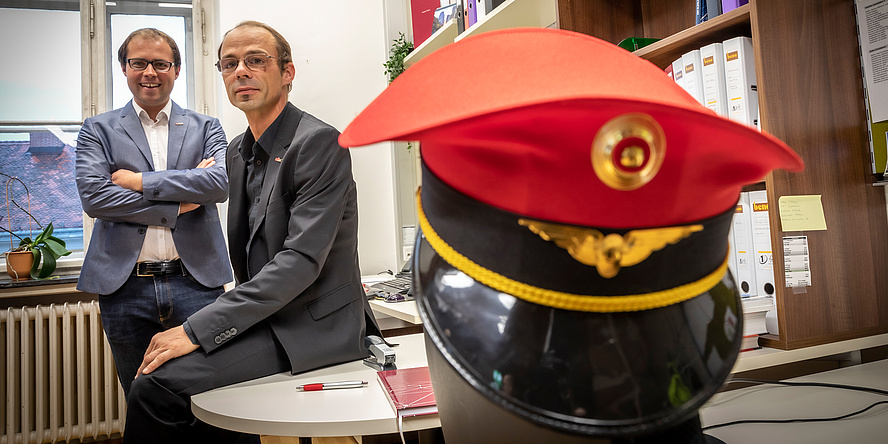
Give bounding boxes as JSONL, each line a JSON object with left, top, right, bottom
{"left": 5, "top": 250, "right": 34, "bottom": 281}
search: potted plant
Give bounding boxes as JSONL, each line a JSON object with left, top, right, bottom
{"left": 384, "top": 32, "right": 416, "bottom": 153}
{"left": 383, "top": 32, "right": 413, "bottom": 84}
{"left": 2, "top": 174, "right": 71, "bottom": 280}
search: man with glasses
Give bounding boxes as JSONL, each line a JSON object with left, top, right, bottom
{"left": 120, "top": 21, "right": 381, "bottom": 443}
{"left": 75, "top": 28, "right": 232, "bottom": 399}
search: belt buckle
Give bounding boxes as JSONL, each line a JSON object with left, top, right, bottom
{"left": 136, "top": 263, "right": 153, "bottom": 277}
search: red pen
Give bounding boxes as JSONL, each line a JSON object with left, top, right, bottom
{"left": 296, "top": 380, "right": 367, "bottom": 391}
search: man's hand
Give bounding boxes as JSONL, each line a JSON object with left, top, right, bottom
{"left": 176, "top": 158, "right": 217, "bottom": 215}
{"left": 196, "top": 157, "right": 215, "bottom": 169}
{"left": 112, "top": 158, "right": 213, "bottom": 194}
{"left": 111, "top": 169, "right": 143, "bottom": 192}
{"left": 136, "top": 325, "right": 199, "bottom": 377}
{"left": 178, "top": 203, "right": 200, "bottom": 214}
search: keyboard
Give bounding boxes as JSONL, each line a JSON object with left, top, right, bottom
{"left": 368, "top": 275, "right": 412, "bottom": 295}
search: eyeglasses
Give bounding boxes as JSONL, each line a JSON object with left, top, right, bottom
{"left": 126, "top": 58, "right": 174, "bottom": 72}
{"left": 216, "top": 54, "right": 277, "bottom": 73}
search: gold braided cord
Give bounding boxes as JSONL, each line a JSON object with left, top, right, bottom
{"left": 416, "top": 193, "right": 727, "bottom": 313}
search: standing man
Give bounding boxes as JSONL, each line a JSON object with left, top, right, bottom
{"left": 75, "top": 28, "right": 232, "bottom": 397}
{"left": 121, "top": 21, "right": 382, "bottom": 443}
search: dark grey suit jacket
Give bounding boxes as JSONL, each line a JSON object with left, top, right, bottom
{"left": 75, "top": 101, "right": 232, "bottom": 295}
{"left": 187, "top": 103, "right": 381, "bottom": 373}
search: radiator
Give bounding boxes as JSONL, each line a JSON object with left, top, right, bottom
{"left": 2, "top": 302, "right": 126, "bottom": 444}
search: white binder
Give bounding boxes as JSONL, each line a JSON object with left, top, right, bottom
{"left": 700, "top": 42, "right": 728, "bottom": 117}
{"left": 723, "top": 36, "right": 758, "bottom": 128}
{"left": 732, "top": 192, "right": 758, "bottom": 297}
{"left": 727, "top": 219, "right": 739, "bottom": 290}
{"left": 672, "top": 57, "right": 685, "bottom": 90}
{"left": 681, "top": 49, "right": 705, "bottom": 104}
{"left": 749, "top": 190, "right": 776, "bottom": 297}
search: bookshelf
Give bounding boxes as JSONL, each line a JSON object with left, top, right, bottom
{"left": 404, "top": 20, "right": 456, "bottom": 70}
{"left": 403, "top": 0, "right": 556, "bottom": 69}
{"left": 556, "top": 0, "right": 888, "bottom": 349}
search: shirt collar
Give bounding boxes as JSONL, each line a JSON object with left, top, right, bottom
{"left": 132, "top": 99, "right": 173, "bottom": 124}
{"left": 239, "top": 104, "right": 292, "bottom": 161}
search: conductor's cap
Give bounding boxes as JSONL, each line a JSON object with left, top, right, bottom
{"left": 341, "top": 27, "right": 802, "bottom": 305}
{"left": 341, "top": 28, "right": 802, "bottom": 229}
{"left": 340, "top": 27, "right": 804, "bottom": 437}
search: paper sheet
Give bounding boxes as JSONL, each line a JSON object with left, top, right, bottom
{"left": 778, "top": 195, "right": 827, "bottom": 232}
{"left": 783, "top": 236, "right": 811, "bottom": 288}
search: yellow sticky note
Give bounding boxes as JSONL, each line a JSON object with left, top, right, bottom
{"left": 778, "top": 195, "right": 827, "bottom": 231}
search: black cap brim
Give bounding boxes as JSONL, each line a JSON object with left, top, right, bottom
{"left": 415, "top": 235, "right": 743, "bottom": 437}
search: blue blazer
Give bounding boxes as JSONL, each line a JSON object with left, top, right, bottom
{"left": 75, "top": 101, "right": 233, "bottom": 295}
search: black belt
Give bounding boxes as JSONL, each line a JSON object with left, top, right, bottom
{"left": 134, "top": 259, "right": 188, "bottom": 277}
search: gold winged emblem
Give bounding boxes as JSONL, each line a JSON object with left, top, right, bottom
{"left": 518, "top": 219, "right": 703, "bottom": 278}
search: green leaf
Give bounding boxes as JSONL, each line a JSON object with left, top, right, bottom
{"left": 29, "top": 247, "right": 42, "bottom": 278}
{"left": 47, "top": 235, "right": 67, "bottom": 248}
{"left": 33, "top": 222, "right": 53, "bottom": 244}
{"left": 43, "top": 237, "right": 71, "bottom": 259}
{"left": 384, "top": 32, "right": 413, "bottom": 83}
{"left": 31, "top": 244, "right": 57, "bottom": 279}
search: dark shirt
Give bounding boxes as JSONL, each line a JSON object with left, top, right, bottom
{"left": 238, "top": 105, "right": 292, "bottom": 279}
{"left": 185, "top": 105, "right": 297, "bottom": 346}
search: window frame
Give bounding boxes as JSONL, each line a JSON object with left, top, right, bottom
{"left": 1, "top": 0, "right": 218, "bottom": 271}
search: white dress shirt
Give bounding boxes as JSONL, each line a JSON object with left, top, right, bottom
{"left": 133, "top": 100, "right": 180, "bottom": 263}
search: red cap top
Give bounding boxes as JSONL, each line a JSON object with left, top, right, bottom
{"left": 340, "top": 28, "right": 802, "bottom": 229}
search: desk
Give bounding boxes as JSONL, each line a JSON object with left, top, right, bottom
{"left": 192, "top": 326, "right": 886, "bottom": 441}
{"left": 191, "top": 333, "right": 440, "bottom": 438}
{"left": 701, "top": 359, "right": 888, "bottom": 443}
{"left": 368, "top": 299, "right": 421, "bottom": 325}
{"left": 362, "top": 274, "right": 422, "bottom": 326}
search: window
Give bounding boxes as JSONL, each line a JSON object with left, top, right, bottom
{"left": 1, "top": 0, "right": 206, "bottom": 268}
{"left": 1, "top": 2, "right": 83, "bottom": 255}
{"left": 108, "top": 1, "right": 195, "bottom": 110}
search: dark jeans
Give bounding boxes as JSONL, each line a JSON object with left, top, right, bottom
{"left": 99, "top": 272, "right": 223, "bottom": 397}
{"left": 123, "top": 322, "right": 290, "bottom": 444}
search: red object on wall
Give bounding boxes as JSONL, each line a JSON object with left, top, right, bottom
{"left": 411, "top": 0, "right": 442, "bottom": 47}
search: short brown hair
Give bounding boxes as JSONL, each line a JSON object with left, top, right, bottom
{"left": 118, "top": 28, "right": 181, "bottom": 67}
{"left": 218, "top": 21, "right": 293, "bottom": 84}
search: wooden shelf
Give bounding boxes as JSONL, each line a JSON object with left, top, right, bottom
{"left": 733, "top": 332, "right": 888, "bottom": 373}
{"left": 557, "top": 0, "right": 888, "bottom": 350}
{"left": 634, "top": 4, "right": 752, "bottom": 69}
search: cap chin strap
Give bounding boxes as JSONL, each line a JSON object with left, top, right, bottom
{"left": 417, "top": 192, "right": 728, "bottom": 313}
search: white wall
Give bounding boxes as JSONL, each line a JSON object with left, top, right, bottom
{"left": 212, "top": 0, "right": 403, "bottom": 275}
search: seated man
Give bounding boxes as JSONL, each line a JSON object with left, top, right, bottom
{"left": 122, "top": 21, "right": 382, "bottom": 443}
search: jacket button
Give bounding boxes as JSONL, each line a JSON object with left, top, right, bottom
{"left": 138, "top": 228, "right": 146, "bottom": 234}
{"left": 161, "top": 217, "right": 168, "bottom": 224}
{"left": 153, "top": 189, "right": 160, "bottom": 197}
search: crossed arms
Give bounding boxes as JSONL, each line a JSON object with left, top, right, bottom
{"left": 75, "top": 116, "right": 229, "bottom": 227}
